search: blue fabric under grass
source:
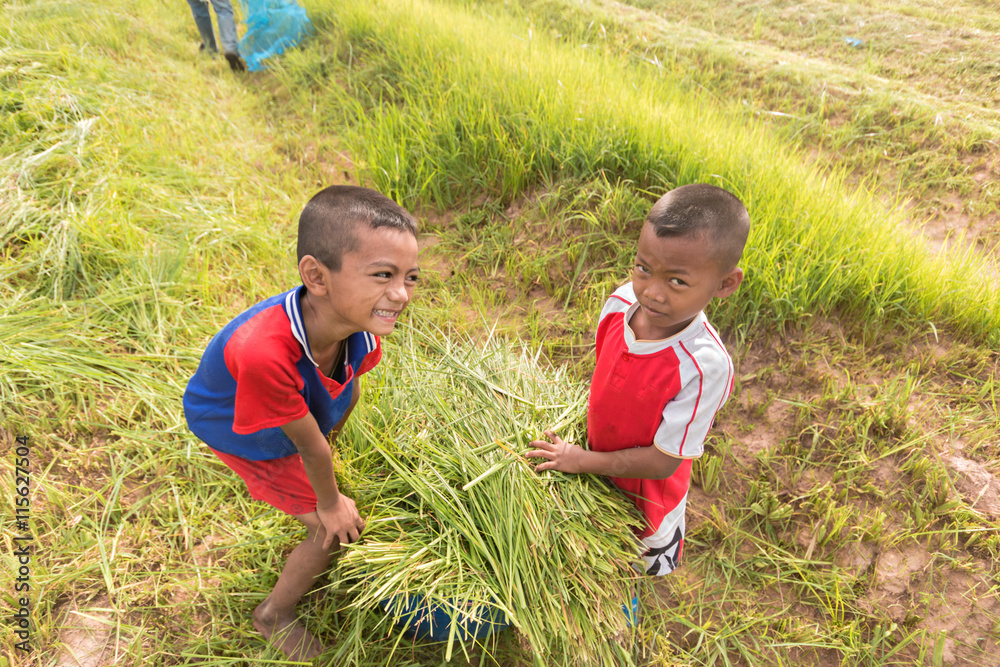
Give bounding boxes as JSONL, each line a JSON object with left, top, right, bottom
{"left": 378, "top": 594, "right": 510, "bottom": 642}
{"left": 379, "top": 593, "right": 636, "bottom": 640}
{"left": 624, "top": 595, "right": 639, "bottom": 627}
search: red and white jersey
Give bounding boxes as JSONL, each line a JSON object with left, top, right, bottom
{"left": 588, "top": 283, "right": 734, "bottom": 575}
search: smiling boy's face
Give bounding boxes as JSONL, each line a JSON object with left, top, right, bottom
{"left": 628, "top": 223, "right": 743, "bottom": 341}
{"left": 304, "top": 225, "right": 420, "bottom": 338}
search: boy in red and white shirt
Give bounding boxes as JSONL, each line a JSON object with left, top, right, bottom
{"left": 528, "top": 184, "right": 749, "bottom": 576}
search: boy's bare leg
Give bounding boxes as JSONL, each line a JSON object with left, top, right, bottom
{"left": 252, "top": 512, "right": 339, "bottom": 660}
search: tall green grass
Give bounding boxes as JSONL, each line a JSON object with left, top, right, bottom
{"left": 423, "top": 0, "right": 1000, "bottom": 242}
{"left": 0, "top": 4, "right": 299, "bottom": 433}
{"left": 274, "top": 0, "right": 1000, "bottom": 344}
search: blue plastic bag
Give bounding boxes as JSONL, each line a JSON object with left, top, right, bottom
{"left": 378, "top": 593, "right": 510, "bottom": 642}
{"left": 237, "top": 0, "right": 312, "bottom": 71}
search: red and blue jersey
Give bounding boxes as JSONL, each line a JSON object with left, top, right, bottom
{"left": 588, "top": 283, "right": 734, "bottom": 575}
{"left": 183, "top": 286, "right": 381, "bottom": 460}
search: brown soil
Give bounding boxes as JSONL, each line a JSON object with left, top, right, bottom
{"left": 53, "top": 596, "right": 116, "bottom": 667}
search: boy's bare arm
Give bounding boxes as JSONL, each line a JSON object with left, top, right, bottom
{"left": 526, "top": 430, "right": 682, "bottom": 480}
{"left": 280, "top": 383, "right": 365, "bottom": 548}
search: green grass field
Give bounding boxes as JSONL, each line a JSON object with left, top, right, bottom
{"left": 2, "top": 0, "right": 998, "bottom": 665}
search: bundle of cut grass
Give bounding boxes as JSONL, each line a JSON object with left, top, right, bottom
{"left": 336, "top": 324, "right": 645, "bottom": 664}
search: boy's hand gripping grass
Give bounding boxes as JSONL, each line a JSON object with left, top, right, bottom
{"left": 527, "top": 430, "right": 586, "bottom": 473}
{"left": 317, "top": 495, "right": 365, "bottom": 549}
{"left": 528, "top": 430, "right": 683, "bottom": 479}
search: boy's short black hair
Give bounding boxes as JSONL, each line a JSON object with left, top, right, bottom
{"left": 645, "top": 184, "right": 750, "bottom": 270}
{"left": 297, "top": 185, "right": 418, "bottom": 271}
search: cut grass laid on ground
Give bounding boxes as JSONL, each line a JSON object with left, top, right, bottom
{"left": 335, "top": 323, "right": 644, "bottom": 666}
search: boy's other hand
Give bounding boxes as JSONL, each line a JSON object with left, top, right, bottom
{"left": 526, "top": 430, "right": 585, "bottom": 474}
{"left": 316, "top": 495, "right": 366, "bottom": 549}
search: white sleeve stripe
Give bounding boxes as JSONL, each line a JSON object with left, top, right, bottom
{"left": 599, "top": 293, "right": 632, "bottom": 325}
{"left": 676, "top": 340, "right": 704, "bottom": 458}
{"left": 702, "top": 323, "right": 734, "bottom": 414}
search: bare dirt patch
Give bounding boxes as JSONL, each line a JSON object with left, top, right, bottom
{"left": 723, "top": 332, "right": 824, "bottom": 461}
{"left": 831, "top": 539, "right": 878, "bottom": 576}
{"left": 945, "top": 454, "right": 1000, "bottom": 517}
{"left": 53, "top": 595, "right": 118, "bottom": 667}
{"left": 862, "top": 544, "right": 1000, "bottom": 662}
{"left": 923, "top": 191, "right": 1000, "bottom": 263}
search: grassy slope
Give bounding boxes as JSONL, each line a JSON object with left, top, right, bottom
{"left": 507, "top": 0, "right": 1000, "bottom": 251}
{"left": 266, "top": 0, "right": 1000, "bottom": 360}
{"left": 1, "top": 0, "right": 998, "bottom": 665}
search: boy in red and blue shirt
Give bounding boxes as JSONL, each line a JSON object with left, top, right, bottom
{"left": 184, "top": 185, "right": 420, "bottom": 659}
{"left": 528, "top": 184, "right": 749, "bottom": 576}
